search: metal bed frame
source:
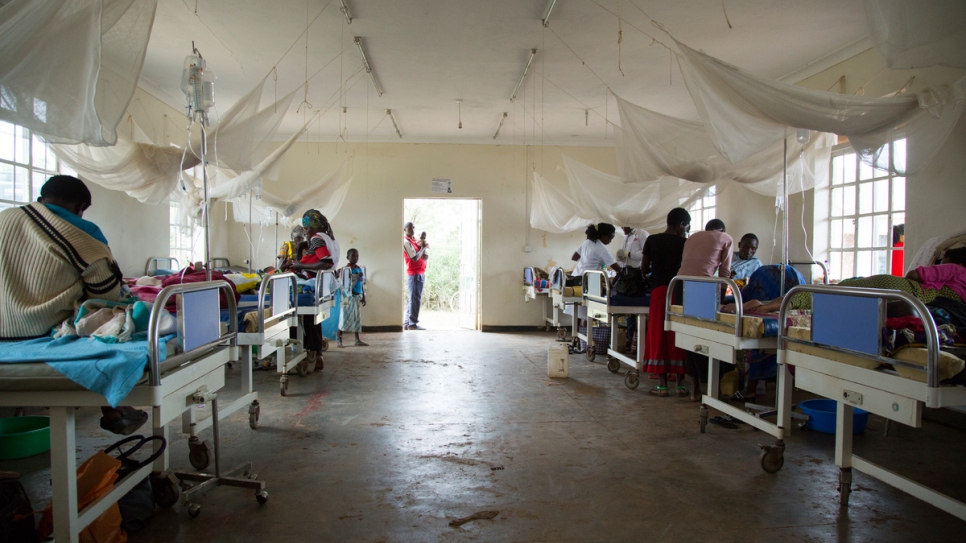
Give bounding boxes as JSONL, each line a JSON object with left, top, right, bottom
{"left": 665, "top": 275, "right": 793, "bottom": 473}
{"left": 580, "top": 270, "right": 649, "bottom": 380}
{"left": 0, "top": 281, "right": 267, "bottom": 542}
{"left": 523, "top": 266, "right": 555, "bottom": 332}
{"left": 779, "top": 285, "right": 966, "bottom": 519}
{"left": 549, "top": 267, "right": 580, "bottom": 343}
{"left": 144, "top": 256, "right": 181, "bottom": 276}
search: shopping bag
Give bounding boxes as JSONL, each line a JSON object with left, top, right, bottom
{"left": 37, "top": 451, "right": 127, "bottom": 543}
{"left": 106, "top": 435, "right": 166, "bottom": 532}
{"left": 720, "top": 368, "right": 740, "bottom": 397}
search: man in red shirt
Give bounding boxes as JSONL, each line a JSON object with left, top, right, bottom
{"left": 403, "top": 222, "right": 429, "bottom": 330}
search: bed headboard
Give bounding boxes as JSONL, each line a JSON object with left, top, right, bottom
{"left": 524, "top": 267, "right": 534, "bottom": 284}
{"left": 178, "top": 288, "right": 222, "bottom": 352}
{"left": 683, "top": 281, "right": 718, "bottom": 321}
{"left": 811, "top": 293, "right": 882, "bottom": 356}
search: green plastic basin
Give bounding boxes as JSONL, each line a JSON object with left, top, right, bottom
{"left": 0, "top": 416, "right": 51, "bottom": 459}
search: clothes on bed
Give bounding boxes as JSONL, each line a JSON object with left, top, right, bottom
{"left": 915, "top": 263, "right": 966, "bottom": 303}
{"left": 741, "top": 265, "right": 805, "bottom": 302}
{"left": 0, "top": 203, "right": 125, "bottom": 339}
{"left": 572, "top": 239, "right": 617, "bottom": 276}
{"left": 643, "top": 285, "right": 686, "bottom": 376}
{"left": 789, "top": 273, "right": 962, "bottom": 310}
{"left": 642, "top": 233, "right": 687, "bottom": 288}
{"left": 620, "top": 228, "right": 649, "bottom": 268}
{"left": 731, "top": 253, "right": 762, "bottom": 280}
{"left": 679, "top": 230, "right": 733, "bottom": 278}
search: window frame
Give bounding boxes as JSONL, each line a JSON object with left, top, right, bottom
{"left": 0, "top": 120, "right": 61, "bottom": 210}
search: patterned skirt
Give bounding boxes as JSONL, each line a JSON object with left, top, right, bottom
{"left": 642, "top": 286, "right": 686, "bottom": 375}
{"left": 339, "top": 293, "right": 363, "bottom": 332}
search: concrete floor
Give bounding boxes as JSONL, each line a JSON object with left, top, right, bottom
{"left": 6, "top": 330, "right": 966, "bottom": 542}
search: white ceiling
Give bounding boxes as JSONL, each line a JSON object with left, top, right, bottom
{"left": 138, "top": 0, "right": 870, "bottom": 146}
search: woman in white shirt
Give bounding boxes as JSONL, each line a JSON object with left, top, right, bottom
{"left": 571, "top": 223, "right": 621, "bottom": 279}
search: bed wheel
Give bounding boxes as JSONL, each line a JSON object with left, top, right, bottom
{"left": 556, "top": 328, "right": 567, "bottom": 340}
{"left": 297, "top": 359, "right": 308, "bottom": 377}
{"left": 248, "top": 401, "right": 260, "bottom": 430}
{"left": 152, "top": 473, "right": 181, "bottom": 508}
{"left": 586, "top": 348, "right": 596, "bottom": 362}
{"left": 759, "top": 441, "right": 786, "bottom": 474}
{"left": 699, "top": 405, "right": 708, "bottom": 434}
{"left": 606, "top": 357, "right": 619, "bottom": 373}
{"left": 188, "top": 437, "right": 210, "bottom": 471}
{"left": 280, "top": 376, "right": 288, "bottom": 396}
{"left": 624, "top": 371, "right": 640, "bottom": 389}
{"left": 256, "top": 490, "right": 269, "bottom": 504}
{"left": 187, "top": 503, "right": 202, "bottom": 518}
{"left": 838, "top": 468, "right": 852, "bottom": 506}
{"left": 320, "top": 337, "right": 329, "bottom": 352}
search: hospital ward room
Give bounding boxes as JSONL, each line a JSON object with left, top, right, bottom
{"left": 4, "top": 1, "right": 966, "bottom": 542}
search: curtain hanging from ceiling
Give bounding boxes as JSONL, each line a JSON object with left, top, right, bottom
{"left": 864, "top": 0, "right": 966, "bottom": 70}
{"left": 231, "top": 160, "right": 353, "bottom": 227}
{"left": 0, "top": 0, "right": 157, "bottom": 146}
{"left": 529, "top": 172, "right": 593, "bottom": 234}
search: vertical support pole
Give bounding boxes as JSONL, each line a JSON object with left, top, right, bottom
{"left": 835, "top": 402, "right": 855, "bottom": 467}
{"left": 201, "top": 127, "right": 212, "bottom": 282}
{"left": 212, "top": 397, "right": 222, "bottom": 478}
{"left": 248, "top": 189, "right": 254, "bottom": 274}
{"left": 708, "top": 357, "right": 720, "bottom": 400}
{"left": 154, "top": 406, "right": 169, "bottom": 472}
{"left": 637, "top": 314, "right": 646, "bottom": 369}
{"left": 780, "top": 135, "right": 788, "bottom": 296}
{"left": 49, "top": 407, "right": 79, "bottom": 543}
{"left": 777, "top": 362, "right": 793, "bottom": 433}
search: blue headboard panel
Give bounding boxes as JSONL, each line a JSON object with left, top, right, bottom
{"left": 811, "top": 293, "right": 881, "bottom": 355}
{"left": 683, "top": 281, "right": 717, "bottom": 320}
{"left": 524, "top": 268, "right": 534, "bottom": 283}
{"left": 181, "top": 288, "right": 221, "bottom": 352}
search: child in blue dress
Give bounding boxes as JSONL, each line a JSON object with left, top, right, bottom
{"left": 338, "top": 248, "right": 368, "bottom": 347}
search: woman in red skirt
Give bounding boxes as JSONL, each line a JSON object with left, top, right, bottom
{"left": 641, "top": 208, "right": 691, "bottom": 397}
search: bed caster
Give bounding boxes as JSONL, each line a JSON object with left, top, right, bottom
{"left": 606, "top": 357, "right": 620, "bottom": 373}
{"left": 699, "top": 405, "right": 709, "bottom": 433}
{"left": 838, "top": 468, "right": 852, "bottom": 506}
{"left": 586, "top": 348, "right": 596, "bottom": 362}
{"left": 320, "top": 337, "right": 329, "bottom": 352}
{"left": 759, "top": 440, "right": 785, "bottom": 474}
{"left": 624, "top": 370, "right": 640, "bottom": 389}
{"left": 152, "top": 472, "right": 181, "bottom": 508}
{"left": 556, "top": 328, "right": 566, "bottom": 340}
{"left": 280, "top": 376, "right": 288, "bottom": 396}
{"left": 187, "top": 436, "right": 211, "bottom": 470}
{"left": 256, "top": 490, "right": 269, "bottom": 504}
{"left": 297, "top": 359, "right": 308, "bottom": 377}
{"left": 248, "top": 401, "right": 260, "bottom": 430}
{"left": 187, "top": 503, "right": 202, "bottom": 518}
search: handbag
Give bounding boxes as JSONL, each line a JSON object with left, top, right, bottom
{"left": 105, "top": 435, "right": 167, "bottom": 533}
{"left": 613, "top": 266, "right": 649, "bottom": 297}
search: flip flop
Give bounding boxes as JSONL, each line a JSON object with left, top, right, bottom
{"left": 649, "top": 386, "right": 669, "bottom": 397}
{"left": 709, "top": 416, "right": 738, "bottom": 429}
{"left": 728, "top": 391, "right": 757, "bottom": 403}
{"left": 99, "top": 407, "right": 148, "bottom": 436}
{"left": 675, "top": 386, "right": 689, "bottom": 397}
{"left": 355, "top": 341, "right": 369, "bottom": 346}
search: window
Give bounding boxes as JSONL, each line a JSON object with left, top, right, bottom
{"left": 169, "top": 199, "right": 202, "bottom": 267}
{"left": 685, "top": 186, "right": 716, "bottom": 231}
{"left": 827, "top": 140, "right": 905, "bottom": 281}
{"left": 0, "top": 120, "right": 61, "bottom": 211}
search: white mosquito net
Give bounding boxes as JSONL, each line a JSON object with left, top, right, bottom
{"left": 0, "top": 0, "right": 156, "bottom": 146}
{"left": 529, "top": 172, "right": 593, "bottom": 234}
{"left": 674, "top": 40, "right": 966, "bottom": 176}
{"left": 231, "top": 160, "right": 353, "bottom": 227}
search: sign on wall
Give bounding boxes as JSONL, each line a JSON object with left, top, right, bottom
{"left": 431, "top": 178, "right": 452, "bottom": 193}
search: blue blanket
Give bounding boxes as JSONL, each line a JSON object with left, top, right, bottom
{"left": 0, "top": 335, "right": 172, "bottom": 408}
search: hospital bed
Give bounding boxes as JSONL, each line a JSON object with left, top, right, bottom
{"left": 550, "top": 267, "right": 581, "bottom": 343}
{"left": 0, "top": 281, "right": 267, "bottom": 542}
{"left": 779, "top": 285, "right": 966, "bottom": 519}
{"left": 295, "top": 268, "right": 338, "bottom": 354}
{"left": 523, "top": 267, "right": 554, "bottom": 332}
{"left": 665, "top": 275, "right": 793, "bottom": 473}
{"left": 581, "top": 270, "right": 649, "bottom": 379}
{"left": 144, "top": 256, "right": 180, "bottom": 276}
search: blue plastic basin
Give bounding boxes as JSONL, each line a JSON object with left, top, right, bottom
{"left": 799, "top": 399, "right": 869, "bottom": 435}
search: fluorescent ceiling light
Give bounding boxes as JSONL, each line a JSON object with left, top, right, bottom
{"left": 354, "top": 37, "right": 383, "bottom": 97}
{"left": 542, "top": 0, "right": 557, "bottom": 27}
{"left": 339, "top": 0, "right": 352, "bottom": 24}
{"left": 493, "top": 112, "right": 508, "bottom": 140}
{"left": 387, "top": 109, "right": 402, "bottom": 138}
{"left": 509, "top": 49, "right": 537, "bottom": 103}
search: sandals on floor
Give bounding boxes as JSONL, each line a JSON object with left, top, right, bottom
{"left": 99, "top": 407, "right": 148, "bottom": 436}
{"left": 355, "top": 341, "right": 369, "bottom": 346}
{"left": 728, "top": 391, "right": 757, "bottom": 403}
{"left": 675, "top": 386, "right": 689, "bottom": 397}
{"left": 649, "top": 386, "right": 669, "bottom": 397}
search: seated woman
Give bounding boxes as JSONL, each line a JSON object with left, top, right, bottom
{"left": 733, "top": 248, "right": 966, "bottom": 314}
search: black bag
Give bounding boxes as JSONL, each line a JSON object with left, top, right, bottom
{"left": 613, "top": 266, "right": 649, "bottom": 297}
{"left": 105, "top": 435, "right": 166, "bottom": 533}
{"left": 0, "top": 474, "right": 37, "bottom": 543}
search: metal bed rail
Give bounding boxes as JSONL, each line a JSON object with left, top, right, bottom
{"left": 788, "top": 260, "right": 830, "bottom": 285}
{"left": 581, "top": 270, "right": 648, "bottom": 380}
{"left": 255, "top": 272, "right": 300, "bottom": 334}
{"left": 665, "top": 275, "right": 744, "bottom": 343}
{"left": 145, "top": 256, "right": 181, "bottom": 276}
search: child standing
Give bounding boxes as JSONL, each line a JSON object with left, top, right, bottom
{"left": 338, "top": 248, "right": 368, "bottom": 347}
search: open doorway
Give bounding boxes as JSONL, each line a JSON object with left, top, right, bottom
{"left": 403, "top": 198, "right": 481, "bottom": 330}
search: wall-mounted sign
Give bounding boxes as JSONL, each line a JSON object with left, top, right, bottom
{"left": 431, "top": 178, "right": 452, "bottom": 193}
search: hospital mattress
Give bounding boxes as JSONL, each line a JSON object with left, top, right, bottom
{"left": 553, "top": 286, "right": 583, "bottom": 297}
{"left": 785, "top": 326, "right": 966, "bottom": 382}
{"left": 609, "top": 294, "right": 650, "bottom": 307}
{"left": 668, "top": 305, "right": 778, "bottom": 338}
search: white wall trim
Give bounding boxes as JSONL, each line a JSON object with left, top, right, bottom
{"left": 780, "top": 35, "right": 876, "bottom": 84}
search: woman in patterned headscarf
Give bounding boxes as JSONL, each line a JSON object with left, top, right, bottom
{"left": 284, "top": 209, "right": 339, "bottom": 370}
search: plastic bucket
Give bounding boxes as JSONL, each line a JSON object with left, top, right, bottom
{"left": 548, "top": 342, "right": 569, "bottom": 378}
{"left": 0, "top": 416, "right": 51, "bottom": 459}
{"left": 799, "top": 399, "right": 869, "bottom": 435}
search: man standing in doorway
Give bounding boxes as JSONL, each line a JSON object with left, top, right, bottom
{"left": 403, "top": 222, "right": 429, "bottom": 330}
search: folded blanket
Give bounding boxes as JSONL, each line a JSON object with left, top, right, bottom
{"left": 0, "top": 335, "right": 174, "bottom": 407}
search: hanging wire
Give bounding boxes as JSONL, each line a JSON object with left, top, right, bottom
{"left": 617, "top": 0, "right": 625, "bottom": 76}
